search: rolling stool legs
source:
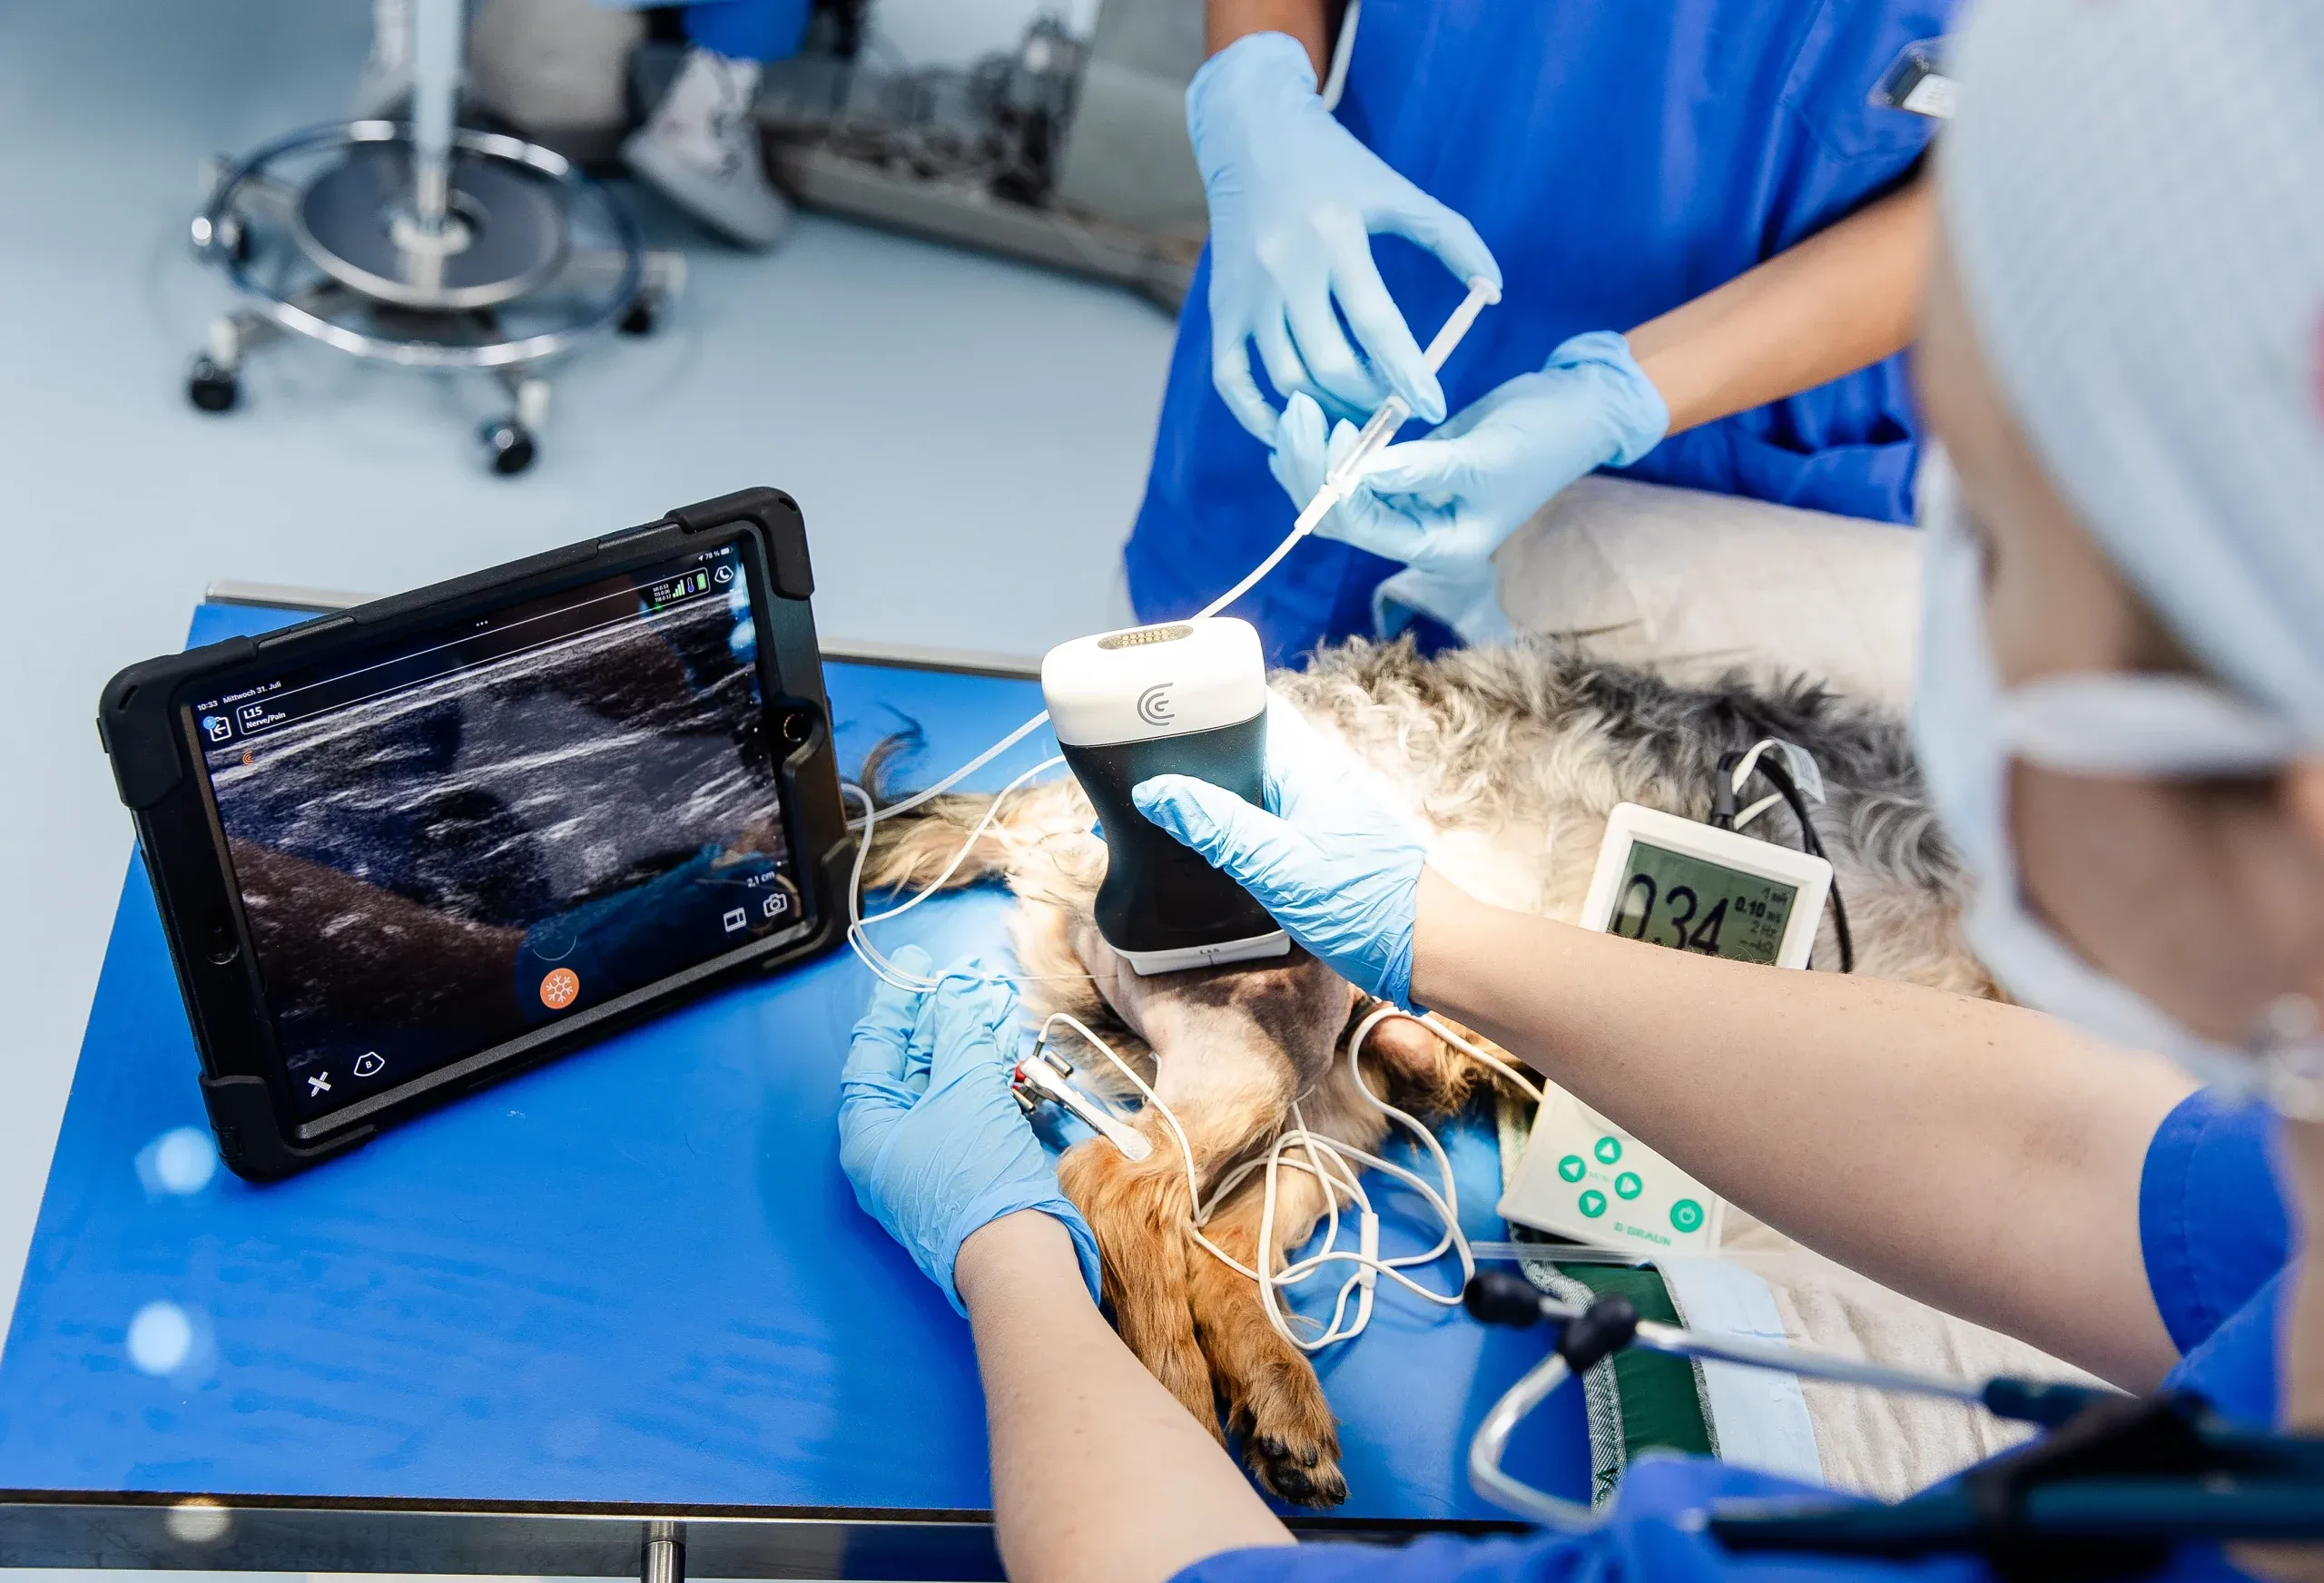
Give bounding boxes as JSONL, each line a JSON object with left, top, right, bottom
{"left": 188, "top": 284, "right": 352, "bottom": 415}
{"left": 182, "top": 0, "right": 677, "bottom": 475}
{"left": 482, "top": 366, "right": 549, "bottom": 476}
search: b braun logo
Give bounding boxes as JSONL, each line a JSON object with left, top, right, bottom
{"left": 1136, "top": 683, "right": 1176, "bottom": 728}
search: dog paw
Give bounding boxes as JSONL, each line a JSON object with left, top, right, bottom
{"left": 1243, "top": 1426, "right": 1348, "bottom": 1508}
{"left": 1223, "top": 1357, "right": 1345, "bottom": 1507}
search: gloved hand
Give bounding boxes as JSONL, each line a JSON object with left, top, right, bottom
{"left": 1270, "top": 332, "right": 1669, "bottom": 644}
{"left": 1132, "top": 694, "right": 1426, "bottom": 1007}
{"left": 1190, "top": 31, "right": 1500, "bottom": 443}
{"left": 837, "top": 946, "right": 1103, "bottom": 1313}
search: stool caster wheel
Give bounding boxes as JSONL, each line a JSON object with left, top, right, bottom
{"left": 187, "top": 356, "right": 239, "bottom": 413}
{"left": 619, "top": 299, "right": 655, "bottom": 336}
{"left": 188, "top": 213, "right": 249, "bottom": 265}
{"left": 481, "top": 418, "right": 537, "bottom": 475}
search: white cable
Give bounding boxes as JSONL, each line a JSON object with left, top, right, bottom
{"left": 1731, "top": 792, "right": 1784, "bottom": 832}
{"left": 1045, "top": 1002, "right": 1534, "bottom": 1353}
{"left": 844, "top": 710, "right": 1055, "bottom": 831}
{"left": 1403, "top": 1008, "right": 1544, "bottom": 1106}
{"left": 842, "top": 770, "right": 1096, "bottom": 995}
{"left": 841, "top": 281, "right": 1516, "bottom": 1219}
{"left": 856, "top": 756, "right": 1064, "bottom": 928}
{"left": 1728, "top": 737, "right": 1824, "bottom": 809}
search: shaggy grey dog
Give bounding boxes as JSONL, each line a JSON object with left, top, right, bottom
{"left": 864, "top": 637, "right": 1991, "bottom": 1508}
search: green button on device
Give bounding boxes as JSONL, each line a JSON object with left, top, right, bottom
{"left": 1593, "top": 1136, "right": 1623, "bottom": 1165}
{"left": 1558, "top": 1155, "right": 1586, "bottom": 1183}
{"left": 1615, "top": 1172, "right": 1643, "bottom": 1200}
{"left": 1670, "top": 1198, "right": 1705, "bottom": 1234}
{"left": 1579, "top": 1189, "right": 1608, "bottom": 1218}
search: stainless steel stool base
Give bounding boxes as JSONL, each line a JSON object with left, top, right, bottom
{"left": 186, "top": 123, "right": 686, "bottom": 476}
{"left": 296, "top": 143, "right": 568, "bottom": 310}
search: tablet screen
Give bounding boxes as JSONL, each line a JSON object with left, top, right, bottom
{"left": 191, "top": 540, "right": 802, "bottom": 1122}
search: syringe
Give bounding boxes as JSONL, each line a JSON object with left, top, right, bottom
{"left": 846, "top": 276, "right": 1504, "bottom": 991}
{"left": 1199, "top": 275, "right": 1500, "bottom": 618}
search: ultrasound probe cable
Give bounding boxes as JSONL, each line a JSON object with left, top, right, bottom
{"left": 1037, "top": 1002, "right": 1542, "bottom": 1352}
{"left": 839, "top": 283, "right": 1513, "bottom": 1312}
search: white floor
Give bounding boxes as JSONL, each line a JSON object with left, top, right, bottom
{"left": 0, "top": 0, "right": 1176, "bottom": 1431}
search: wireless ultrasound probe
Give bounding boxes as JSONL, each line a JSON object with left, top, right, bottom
{"left": 1040, "top": 617, "right": 1290, "bottom": 976}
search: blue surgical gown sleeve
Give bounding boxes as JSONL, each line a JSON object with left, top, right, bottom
{"left": 1165, "top": 1087, "right": 2296, "bottom": 1583}
{"left": 2140, "top": 1088, "right": 2291, "bottom": 1423}
{"left": 1169, "top": 1454, "right": 2254, "bottom": 1583}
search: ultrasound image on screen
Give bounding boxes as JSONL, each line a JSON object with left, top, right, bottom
{"left": 196, "top": 543, "right": 800, "bottom": 1120}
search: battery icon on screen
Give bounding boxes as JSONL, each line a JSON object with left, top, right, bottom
{"left": 651, "top": 570, "right": 712, "bottom": 608}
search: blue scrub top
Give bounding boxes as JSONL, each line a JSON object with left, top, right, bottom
{"left": 1174, "top": 1088, "right": 2290, "bottom": 1583}
{"left": 1126, "top": 0, "right": 1954, "bottom": 666}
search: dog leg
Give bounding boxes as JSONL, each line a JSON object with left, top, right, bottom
{"left": 1354, "top": 1006, "right": 1523, "bottom": 1116}
{"left": 1056, "top": 1136, "right": 1219, "bottom": 1440}
{"left": 1186, "top": 1172, "right": 1348, "bottom": 1508}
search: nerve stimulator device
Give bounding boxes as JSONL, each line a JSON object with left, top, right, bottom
{"left": 1501, "top": 801, "right": 1835, "bottom": 1253}
{"left": 1040, "top": 617, "right": 1290, "bottom": 976}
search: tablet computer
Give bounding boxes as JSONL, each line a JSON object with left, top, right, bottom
{"left": 100, "top": 487, "right": 852, "bottom": 1180}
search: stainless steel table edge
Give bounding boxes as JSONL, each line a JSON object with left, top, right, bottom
{"left": 0, "top": 1489, "right": 1524, "bottom": 1578}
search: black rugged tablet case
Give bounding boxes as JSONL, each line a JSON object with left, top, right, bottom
{"left": 97, "top": 487, "right": 853, "bottom": 1180}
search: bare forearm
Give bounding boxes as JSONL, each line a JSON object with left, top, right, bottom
{"left": 2234, "top": 1124, "right": 2323, "bottom": 1583}
{"left": 957, "top": 1213, "right": 1292, "bottom": 1583}
{"left": 1412, "top": 871, "right": 2191, "bottom": 1389}
{"left": 1206, "top": 0, "right": 1335, "bottom": 75}
{"left": 1628, "top": 172, "right": 1934, "bottom": 435}
{"left": 2283, "top": 1120, "right": 2324, "bottom": 1431}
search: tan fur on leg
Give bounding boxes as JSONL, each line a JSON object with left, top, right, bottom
{"left": 850, "top": 641, "right": 2002, "bottom": 1513}
{"left": 1187, "top": 1171, "right": 1348, "bottom": 1507}
{"left": 1057, "top": 1136, "right": 1217, "bottom": 1439}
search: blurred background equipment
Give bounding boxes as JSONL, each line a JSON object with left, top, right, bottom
{"left": 187, "top": 0, "right": 684, "bottom": 475}
{"left": 468, "top": 0, "right": 648, "bottom": 165}
{"left": 637, "top": 0, "right": 1207, "bottom": 305}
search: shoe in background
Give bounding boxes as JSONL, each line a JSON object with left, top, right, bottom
{"left": 623, "top": 47, "right": 791, "bottom": 251}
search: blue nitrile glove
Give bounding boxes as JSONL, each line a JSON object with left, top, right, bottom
{"left": 1271, "top": 332, "right": 1669, "bottom": 643}
{"left": 1132, "top": 695, "right": 1426, "bottom": 1008}
{"left": 1190, "top": 31, "right": 1501, "bottom": 443}
{"left": 837, "top": 946, "right": 1103, "bottom": 1313}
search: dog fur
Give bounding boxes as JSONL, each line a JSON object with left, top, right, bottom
{"left": 862, "top": 637, "right": 1993, "bottom": 1507}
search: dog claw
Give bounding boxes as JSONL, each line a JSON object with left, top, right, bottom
{"left": 1245, "top": 1432, "right": 1346, "bottom": 1508}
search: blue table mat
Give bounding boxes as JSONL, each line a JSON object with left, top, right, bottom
{"left": 0, "top": 603, "right": 1582, "bottom": 1518}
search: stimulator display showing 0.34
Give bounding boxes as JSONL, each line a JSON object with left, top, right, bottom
{"left": 1605, "top": 839, "right": 1799, "bottom": 966}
